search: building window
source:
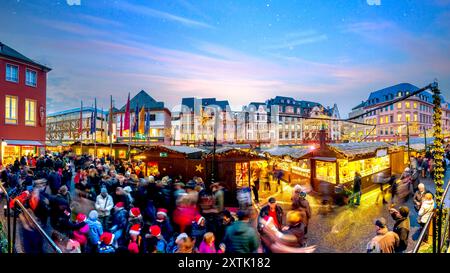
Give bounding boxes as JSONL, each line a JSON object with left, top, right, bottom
{"left": 390, "top": 105, "right": 394, "bottom": 111}
{"left": 405, "top": 102, "right": 410, "bottom": 109}
{"left": 6, "top": 64, "right": 19, "bottom": 82}
{"left": 25, "top": 99, "right": 36, "bottom": 126}
{"left": 390, "top": 115, "right": 393, "bottom": 123}
{"left": 385, "top": 116, "right": 389, "bottom": 123}
{"left": 406, "top": 113, "right": 411, "bottom": 122}
{"left": 397, "top": 114, "right": 402, "bottom": 122}
{"left": 414, "top": 114, "right": 418, "bottom": 122}
{"left": 397, "top": 102, "right": 402, "bottom": 109}
{"left": 26, "top": 69, "right": 37, "bottom": 87}
{"left": 413, "top": 102, "right": 417, "bottom": 109}
{"left": 5, "top": 95, "right": 18, "bottom": 124}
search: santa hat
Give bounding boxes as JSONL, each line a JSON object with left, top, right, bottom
{"left": 130, "top": 207, "right": 141, "bottom": 218}
{"left": 115, "top": 202, "right": 125, "bottom": 209}
{"left": 194, "top": 214, "right": 205, "bottom": 225}
{"left": 156, "top": 208, "right": 168, "bottom": 218}
{"left": 149, "top": 225, "right": 161, "bottom": 237}
{"left": 100, "top": 232, "right": 115, "bottom": 245}
{"left": 76, "top": 213, "right": 87, "bottom": 223}
{"left": 129, "top": 224, "right": 141, "bottom": 236}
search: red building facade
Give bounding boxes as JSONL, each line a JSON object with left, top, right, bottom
{"left": 0, "top": 42, "right": 51, "bottom": 166}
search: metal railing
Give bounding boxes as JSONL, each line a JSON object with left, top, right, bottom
{"left": 0, "top": 183, "right": 12, "bottom": 253}
{"left": 12, "top": 200, "right": 62, "bottom": 253}
{"left": 413, "top": 181, "right": 450, "bottom": 253}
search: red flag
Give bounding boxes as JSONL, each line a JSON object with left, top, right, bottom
{"left": 120, "top": 114, "right": 123, "bottom": 137}
{"left": 78, "top": 101, "right": 83, "bottom": 134}
{"left": 124, "top": 93, "right": 130, "bottom": 131}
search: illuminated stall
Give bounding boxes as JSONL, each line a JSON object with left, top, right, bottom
{"left": 262, "top": 146, "right": 313, "bottom": 190}
{"left": 310, "top": 142, "right": 404, "bottom": 192}
{"left": 70, "top": 142, "right": 141, "bottom": 160}
{"left": 132, "top": 145, "right": 206, "bottom": 180}
{"left": 0, "top": 140, "right": 45, "bottom": 165}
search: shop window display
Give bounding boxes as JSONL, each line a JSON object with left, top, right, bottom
{"left": 338, "top": 155, "right": 390, "bottom": 183}
{"left": 316, "top": 161, "right": 336, "bottom": 184}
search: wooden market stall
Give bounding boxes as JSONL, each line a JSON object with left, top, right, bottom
{"left": 132, "top": 145, "right": 207, "bottom": 181}
{"left": 309, "top": 142, "right": 405, "bottom": 192}
{"left": 70, "top": 142, "right": 143, "bottom": 159}
{"left": 262, "top": 146, "right": 313, "bottom": 190}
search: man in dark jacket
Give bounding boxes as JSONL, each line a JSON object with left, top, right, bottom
{"left": 223, "top": 210, "right": 259, "bottom": 253}
{"left": 258, "top": 197, "right": 283, "bottom": 230}
{"left": 350, "top": 172, "right": 362, "bottom": 206}
{"left": 389, "top": 206, "right": 410, "bottom": 253}
{"left": 47, "top": 170, "right": 62, "bottom": 195}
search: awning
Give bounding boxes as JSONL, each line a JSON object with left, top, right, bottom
{"left": 4, "top": 140, "right": 45, "bottom": 146}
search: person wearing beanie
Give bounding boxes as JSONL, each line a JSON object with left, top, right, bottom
{"left": 110, "top": 201, "right": 129, "bottom": 249}
{"left": 389, "top": 206, "right": 410, "bottom": 253}
{"left": 128, "top": 224, "right": 142, "bottom": 254}
{"left": 86, "top": 210, "right": 103, "bottom": 253}
{"left": 155, "top": 208, "right": 173, "bottom": 242}
{"left": 95, "top": 187, "right": 114, "bottom": 230}
{"left": 98, "top": 232, "right": 116, "bottom": 253}
{"left": 126, "top": 207, "right": 144, "bottom": 238}
{"left": 143, "top": 225, "right": 167, "bottom": 253}
{"left": 367, "top": 217, "right": 399, "bottom": 253}
{"left": 191, "top": 214, "right": 207, "bottom": 248}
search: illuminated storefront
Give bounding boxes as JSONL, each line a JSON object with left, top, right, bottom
{"left": 0, "top": 140, "right": 44, "bottom": 166}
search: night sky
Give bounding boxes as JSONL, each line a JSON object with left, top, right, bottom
{"left": 1, "top": 0, "right": 450, "bottom": 116}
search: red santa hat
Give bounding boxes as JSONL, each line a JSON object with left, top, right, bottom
{"left": 100, "top": 232, "right": 115, "bottom": 245}
{"left": 129, "top": 207, "right": 141, "bottom": 218}
{"left": 156, "top": 208, "right": 168, "bottom": 218}
{"left": 129, "top": 224, "right": 141, "bottom": 236}
{"left": 149, "top": 225, "right": 161, "bottom": 237}
{"left": 115, "top": 202, "right": 125, "bottom": 209}
{"left": 76, "top": 213, "right": 87, "bottom": 223}
{"left": 194, "top": 214, "right": 205, "bottom": 225}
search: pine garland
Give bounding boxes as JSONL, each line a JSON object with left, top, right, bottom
{"left": 432, "top": 85, "right": 445, "bottom": 207}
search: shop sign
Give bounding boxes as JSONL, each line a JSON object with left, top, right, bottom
{"left": 376, "top": 148, "right": 387, "bottom": 157}
{"left": 160, "top": 152, "right": 168, "bottom": 158}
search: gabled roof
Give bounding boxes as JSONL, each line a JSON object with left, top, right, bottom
{"left": 119, "top": 90, "right": 164, "bottom": 111}
{"left": 0, "top": 42, "right": 51, "bottom": 71}
{"left": 352, "top": 101, "right": 367, "bottom": 110}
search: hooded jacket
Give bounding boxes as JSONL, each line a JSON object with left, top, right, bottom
{"left": 418, "top": 199, "right": 435, "bottom": 224}
{"left": 223, "top": 221, "right": 259, "bottom": 253}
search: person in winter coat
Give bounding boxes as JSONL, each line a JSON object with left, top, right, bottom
{"left": 350, "top": 172, "right": 362, "bottom": 206}
{"left": 223, "top": 210, "right": 259, "bottom": 253}
{"left": 143, "top": 225, "right": 167, "bottom": 253}
{"left": 47, "top": 170, "right": 62, "bottom": 195}
{"left": 215, "top": 210, "right": 235, "bottom": 247}
{"left": 291, "top": 187, "right": 311, "bottom": 234}
{"left": 57, "top": 185, "right": 72, "bottom": 207}
{"left": 191, "top": 214, "right": 207, "bottom": 248}
{"left": 281, "top": 210, "right": 307, "bottom": 247}
{"left": 413, "top": 183, "right": 429, "bottom": 212}
{"left": 154, "top": 208, "right": 173, "bottom": 242}
{"left": 367, "top": 218, "right": 399, "bottom": 253}
{"left": 56, "top": 209, "right": 85, "bottom": 237}
{"left": 389, "top": 206, "right": 410, "bottom": 253}
{"left": 95, "top": 187, "right": 114, "bottom": 229}
{"left": 418, "top": 193, "right": 435, "bottom": 243}
{"left": 73, "top": 213, "right": 90, "bottom": 252}
{"left": 98, "top": 232, "right": 116, "bottom": 253}
{"left": 86, "top": 210, "right": 103, "bottom": 253}
{"left": 258, "top": 197, "right": 283, "bottom": 230}
{"left": 128, "top": 224, "right": 143, "bottom": 254}
{"left": 126, "top": 207, "right": 144, "bottom": 235}
{"left": 198, "top": 232, "right": 225, "bottom": 253}
{"left": 110, "top": 202, "right": 129, "bottom": 248}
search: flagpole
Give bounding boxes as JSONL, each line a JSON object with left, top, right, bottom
{"left": 80, "top": 100, "right": 83, "bottom": 155}
{"left": 94, "top": 99, "right": 97, "bottom": 158}
{"left": 110, "top": 95, "right": 113, "bottom": 160}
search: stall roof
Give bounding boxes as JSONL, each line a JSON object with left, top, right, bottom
{"left": 262, "top": 146, "right": 311, "bottom": 159}
{"left": 397, "top": 137, "right": 436, "bottom": 152}
{"left": 160, "top": 145, "right": 206, "bottom": 155}
{"left": 328, "top": 142, "right": 392, "bottom": 159}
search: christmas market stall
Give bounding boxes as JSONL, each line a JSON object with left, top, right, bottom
{"left": 262, "top": 146, "right": 314, "bottom": 191}
{"left": 132, "top": 145, "right": 207, "bottom": 180}
{"left": 70, "top": 142, "right": 142, "bottom": 159}
{"left": 310, "top": 142, "right": 405, "bottom": 192}
{"left": 204, "top": 147, "right": 267, "bottom": 205}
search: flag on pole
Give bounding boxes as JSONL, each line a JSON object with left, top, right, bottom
{"left": 108, "top": 95, "right": 113, "bottom": 136}
{"left": 144, "top": 112, "right": 150, "bottom": 136}
{"left": 78, "top": 101, "right": 83, "bottom": 134}
{"left": 119, "top": 114, "right": 123, "bottom": 137}
{"left": 124, "top": 93, "right": 131, "bottom": 131}
{"left": 132, "top": 104, "right": 139, "bottom": 134}
{"left": 90, "top": 99, "right": 97, "bottom": 134}
{"left": 138, "top": 106, "right": 145, "bottom": 134}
